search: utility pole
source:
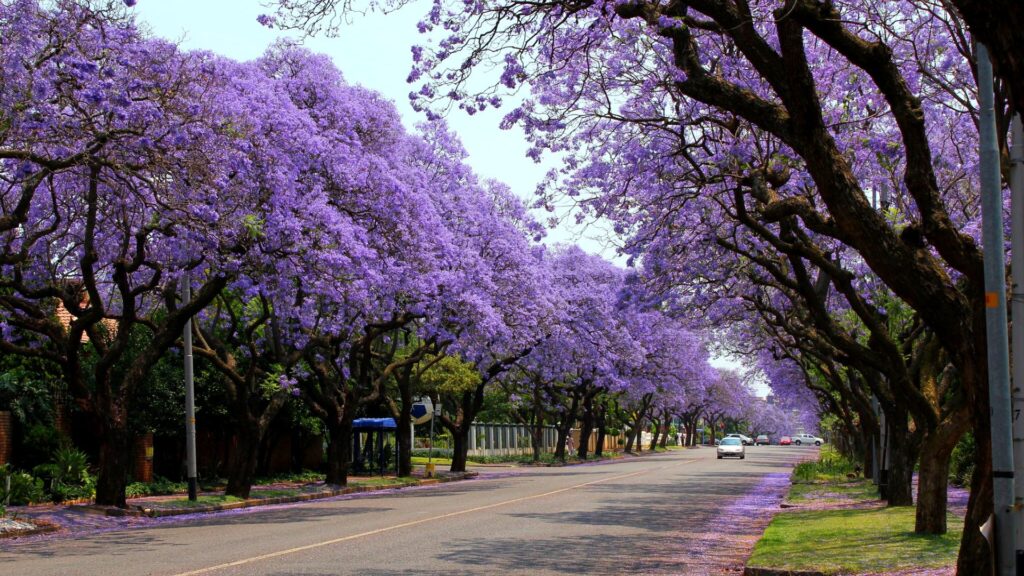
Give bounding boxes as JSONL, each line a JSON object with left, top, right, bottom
{"left": 977, "top": 42, "right": 1016, "bottom": 576}
{"left": 1010, "top": 112, "right": 1024, "bottom": 567}
{"left": 182, "top": 272, "right": 198, "bottom": 501}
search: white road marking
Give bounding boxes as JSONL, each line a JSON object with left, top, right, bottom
{"left": 171, "top": 458, "right": 697, "bottom": 575}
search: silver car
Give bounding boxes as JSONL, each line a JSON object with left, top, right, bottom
{"left": 725, "top": 433, "right": 754, "bottom": 446}
{"left": 717, "top": 437, "right": 746, "bottom": 459}
{"left": 793, "top": 433, "right": 824, "bottom": 446}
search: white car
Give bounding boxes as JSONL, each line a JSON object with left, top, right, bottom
{"left": 717, "top": 437, "right": 746, "bottom": 459}
{"left": 793, "top": 433, "right": 824, "bottom": 446}
{"left": 725, "top": 433, "right": 754, "bottom": 446}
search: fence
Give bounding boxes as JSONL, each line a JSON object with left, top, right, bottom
{"left": 465, "top": 423, "right": 630, "bottom": 457}
{"left": 467, "top": 423, "right": 558, "bottom": 457}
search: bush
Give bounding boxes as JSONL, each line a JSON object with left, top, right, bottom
{"left": 19, "top": 424, "right": 64, "bottom": 470}
{"left": 412, "top": 448, "right": 453, "bottom": 459}
{"left": 792, "top": 446, "right": 856, "bottom": 484}
{"left": 0, "top": 464, "right": 46, "bottom": 506}
{"left": 949, "top": 433, "right": 975, "bottom": 488}
{"left": 254, "top": 469, "right": 325, "bottom": 484}
{"left": 33, "top": 446, "right": 95, "bottom": 503}
{"left": 125, "top": 481, "right": 152, "bottom": 499}
{"left": 125, "top": 475, "right": 189, "bottom": 498}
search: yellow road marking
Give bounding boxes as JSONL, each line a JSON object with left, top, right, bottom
{"left": 172, "top": 458, "right": 697, "bottom": 575}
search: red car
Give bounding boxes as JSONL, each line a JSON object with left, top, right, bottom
{"left": 779, "top": 436, "right": 792, "bottom": 446}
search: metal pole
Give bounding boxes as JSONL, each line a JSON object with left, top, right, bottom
{"left": 182, "top": 273, "right": 198, "bottom": 501}
{"left": 978, "top": 42, "right": 1016, "bottom": 576}
{"left": 427, "top": 404, "right": 436, "bottom": 477}
{"left": 1010, "top": 113, "right": 1024, "bottom": 565}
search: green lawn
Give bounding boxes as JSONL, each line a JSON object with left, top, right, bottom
{"left": 411, "top": 456, "right": 453, "bottom": 466}
{"left": 347, "top": 476, "right": 416, "bottom": 487}
{"left": 250, "top": 488, "right": 301, "bottom": 498}
{"left": 747, "top": 506, "right": 963, "bottom": 574}
{"left": 158, "top": 495, "right": 245, "bottom": 508}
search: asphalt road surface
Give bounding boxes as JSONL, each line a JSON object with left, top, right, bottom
{"left": 2, "top": 446, "right": 811, "bottom": 576}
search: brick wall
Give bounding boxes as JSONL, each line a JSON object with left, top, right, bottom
{"left": 0, "top": 411, "right": 12, "bottom": 466}
{"left": 133, "top": 432, "right": 153, "bottom": 483}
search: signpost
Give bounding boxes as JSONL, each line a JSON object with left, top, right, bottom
{"left": 429, "top": 400, "right": 441, "bottom": 478}
{"left": 411, "top": 397, "right": 438, "bottom": 477}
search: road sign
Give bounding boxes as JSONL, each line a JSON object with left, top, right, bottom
{"left": 412, "top": 397, "right": 433, "bottom": 424}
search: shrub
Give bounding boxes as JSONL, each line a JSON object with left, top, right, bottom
{"left": 254, "top": 470, "right": 325, "bottom": 484}
{"left": 949, "top": 433, "right": 975, "bottom": 488}
{"left": 0, "top": 464, "right": 46, "bottom": 505}
{"left": 125, "top": 481, "right": 152, "bottom": 499}
{"left": 33, "top": 446, "right": 95, "bottom": 502}
{"left": 792, "top": 447, "right": 856, "bottom": 484}
{"left": 19, "top": 424, "right": 64, "bottom": 470}
{"left": 412, "top": 448, "right": 453, "bottom": 459}
{"left": 125, "top": 475, "right": 188, "bottom": 498}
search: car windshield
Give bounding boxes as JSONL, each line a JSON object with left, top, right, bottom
{"left": 721, "top": 438, "right": 741, "bottom": 445}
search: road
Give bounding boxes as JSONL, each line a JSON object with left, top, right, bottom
{"left": 2, "top": 446, "right": 811, "bottom": 576}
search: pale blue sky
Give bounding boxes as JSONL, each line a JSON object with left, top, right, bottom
{"left": 134, "top": 0, "right": 618, "bottom": 256}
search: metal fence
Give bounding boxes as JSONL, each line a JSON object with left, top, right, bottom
{"left": 467, "top": 423, "right": 559, "bottom": 456}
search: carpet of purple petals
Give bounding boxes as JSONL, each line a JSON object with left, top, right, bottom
{"left": 667, "top": 473, "right": 969, "bottom": 576}
{"left": 0, "top": 480, "right": 460, "bottom": 547}
{"left": 669, "top": 472, "right": 792, "bottom": 575}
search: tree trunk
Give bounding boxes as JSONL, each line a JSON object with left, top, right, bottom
{"left": 577, "top": 393, "right": 595, "bottom": 460}
{"left": 624, "top": 426, "right": 636, "bottom": 453}
{"left": 594, "top": 405, "right": 606, "bottom": 458}
{"left": 532, "top": 422, "right": 544, "bottom": 462}
{"left": 94, "top": 412, "right": 132, "bottom": 507}
{"left": 448, "top": 389, "right": 480, "bottom": 473}
{"left": 915, "top": 438, "right": 954, "bottom": 534}
{"left": 225, "top": 421, "right": 260, "bottom": 499}
{"left": 451, "top": 425, "right": 469, "bottom": 472}
{"left": 532, "top": 386, "right": 544, "bottom": 462}
{"left": 916, "top": 409, "right": 969, "bottom": 534}
{"left": 635, "top": 421, "right": 644, "bottom": 452}
{"left": 956, "top": 372, "right": 994, "bottom": 576}
{"left": 324, "top": 416, "right": 352, "bottom": 486}
{"left": 860, "top": 425, "right": 875, "bottom": 480}
{"left": 885, "top": 414, "right": 916, "bottom": 507}
{"left": 649, "top": 417, "right": 661, "bottom": 451}
{"left": 396, "top": 370, "right": 413, "bottom": 477}
{"left": 554, "top": 424, "right": 569, "bottom": 461}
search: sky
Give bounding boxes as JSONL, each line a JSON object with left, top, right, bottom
{"left": 132, "top": 1, "right": 756, "bottom": 390}
{"left": 133, "top": 0, "right": 620, "bottom": 257}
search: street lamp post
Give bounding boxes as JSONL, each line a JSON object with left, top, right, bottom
{"left": 182, "top": 272, "right": 198, "bottom": 501}
{"left": 977, "top": 42, "right": 1016, "bottom": 576}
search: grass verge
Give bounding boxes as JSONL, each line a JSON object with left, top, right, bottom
{"left": 411, "top": 456, "right": 453, "bottom": 466}
{"left": 749, "top": 445, "right": 961, "bottom": 574}
{"left": 747, "top": 506, "right": 962, "bottom": 574}
{"left": 159, "top": 495, "right": 245, "bottom": 508}
{"left": 145, "top": 476, "right": 417, "bottom": 510}
{"left": 786, "top": 446, "right": 878, "bottom": 504}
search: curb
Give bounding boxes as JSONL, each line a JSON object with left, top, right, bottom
{"left": 125, "top": 472, "right": 478, "bottom": 518}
